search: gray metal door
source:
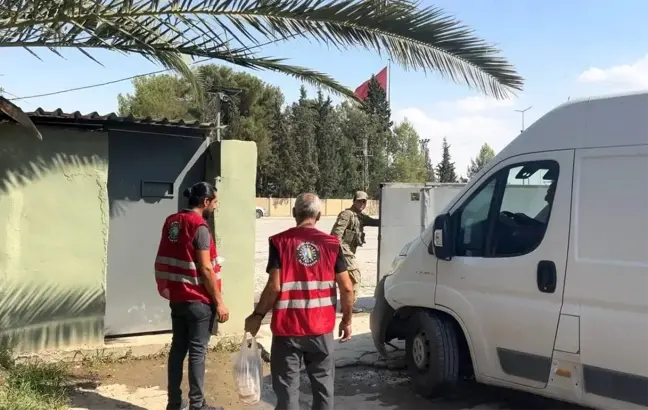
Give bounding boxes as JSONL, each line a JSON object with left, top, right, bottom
{"left": 105, "top": 130, "right": 209, "bottom": 336}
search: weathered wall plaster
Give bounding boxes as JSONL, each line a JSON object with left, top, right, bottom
{"left": 0, "top": 124, "right": 108, "bottom": 353}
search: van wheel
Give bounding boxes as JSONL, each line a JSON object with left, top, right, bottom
{"left": 256, "top": 209, "right": 263, "bottom": 219}
{"left": 406, "top": 310, "right": 460, "bottom": 397}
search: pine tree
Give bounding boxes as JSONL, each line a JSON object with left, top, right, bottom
{"left": 361, "top": 76, "right": 392, "bottom": 195}
{"left": 435, "top": 137, "right": 458, "bottom": 183}
{"left": 420, "top": 138, "right": 436, "bottom": 182}
{"left": 467, "top": 143, "right": 496, "bottom": 179}
{"left": 314, "top": 90, "right": 343, "bottom": 198}
{"left": 268, "top": 102, "right": 301, "bottom": 196}
{"left": 337, "top": 102, "right": 366, "bottom": 196}
{"left": 363, "top": 76, "right": 392, "bottom": 131}
{"left": 287, "top": 86, "right": 319, "bottom": 192}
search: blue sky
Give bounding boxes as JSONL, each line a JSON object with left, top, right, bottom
{"left": 2, "top": 0, "right": 648, "bottom": 174}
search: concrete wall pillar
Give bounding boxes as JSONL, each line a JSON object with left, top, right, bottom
{"left": 206, "top": 140, "right": 257, "bottom": 335}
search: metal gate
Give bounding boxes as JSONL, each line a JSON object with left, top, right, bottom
{"left": 105, "top": 130, "right": 210, "bottom": 336}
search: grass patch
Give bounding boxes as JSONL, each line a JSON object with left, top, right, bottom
{"left": 73, "top": 348, "right": 134, "bottom": 368}
{"left": 0, "top": 346, "right": 70, "bottom": 410}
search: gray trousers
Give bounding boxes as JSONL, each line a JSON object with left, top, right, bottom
{"left": 271, "top": 333, "right": 335, "bottom": 410}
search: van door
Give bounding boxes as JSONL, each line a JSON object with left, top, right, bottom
{"left": 435, "top": 150, "right": 574, "bottom": 389}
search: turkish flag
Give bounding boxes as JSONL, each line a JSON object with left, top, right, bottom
{"left": 354, "top": 66, "right": 388, "bottom": 101}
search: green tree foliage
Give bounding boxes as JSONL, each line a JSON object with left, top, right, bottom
{"left": 264, "top": 103, "right": 301, "bottom": 197}
{"left": 420, "top": 138, "right": 436, "bottom": 182}
{"left": 389, "top": 120, "right": 428, "bottom": 182}
{"left": 286, "top": 86, "right": 319, "bottom": 192}
{"left": 467, "top": 143, "right": 496, "bottom": 179}
{"left": 336, "top": 102, "right": 369, "bottom": 196}
{"left": 115, "top": 65, "right": 505, "bottom": 197}
{"left": 362, "top": 77, "right": 392, "bottom": 195}
{"left": 435, "top": 137, "right": 458, "bottom": 183}
{"left": 117, "top": 75, "right": 191, "bottom": 120}
{"left": 313, "top": 91, "right": 343, "bottom": 198}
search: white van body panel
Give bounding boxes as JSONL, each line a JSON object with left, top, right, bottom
{"left": 567, "top": 144, "right": 648, "bottom": 408}
{"left": 378, "top": 91, "right": 648, "bottom": 410}
{"left": 383, "top": 237, "right": 437, "bottom": 311}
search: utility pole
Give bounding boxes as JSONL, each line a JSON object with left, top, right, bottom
{"left": 514, "top": 106, "right": 532, "bottom": 133}
{"left": 361, "top": 136, "right": 372, "bottom": 191}
{"left": 204, "top": 86, "right": 243, "bottom": 141}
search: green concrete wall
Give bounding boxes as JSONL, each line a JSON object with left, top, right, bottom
{"left": 0, "top": 124, "right": 108, "bottom": 353}
{"left": 207, "top": 140, "right": 257, "bottom": 335}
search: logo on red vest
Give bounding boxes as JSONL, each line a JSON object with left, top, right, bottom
{"left": 295, "top": 242, "right": 320, "bottom": 267}
{"left": 167, "top": 221, "right": 181, "bottom": 243}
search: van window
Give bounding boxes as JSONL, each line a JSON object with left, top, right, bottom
{"left": 455, "top": 178, "right": 497, "bottom": 257}
{"left": 453, "top": 160, "right": 559, "bottom": 258}
{"left": 491, "top": 162, "right": 559, "bottom": 257}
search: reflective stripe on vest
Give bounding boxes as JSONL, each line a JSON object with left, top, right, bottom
{"left": 155, "top": 211, "right": 222, "bottom": 303}
{"left": 155, "top": 256, "right": 222, "bottom": 284}
{"left": 269, "top": 226, "right": 340, "bottom": 337}
{"left": 274, "top": 280, "right": 336, "bottom": 310}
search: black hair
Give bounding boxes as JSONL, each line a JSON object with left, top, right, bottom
{"left": 183, "top": 182, "right": 217, "bottom": 207}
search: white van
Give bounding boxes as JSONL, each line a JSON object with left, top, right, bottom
{"left": 370, "top": 91, "right": 648, "bottom": 410}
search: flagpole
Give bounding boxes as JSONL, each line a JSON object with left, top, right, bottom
{"left": 387, "top": 58, "right": 392, "bottom": 103}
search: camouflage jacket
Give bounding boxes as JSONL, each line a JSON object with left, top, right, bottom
{"left": 330, "top": 208, "right": 379, "bottom": 270}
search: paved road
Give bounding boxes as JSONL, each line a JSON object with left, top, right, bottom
{"left": 255, "top": 216, "right": 379, "bottom": 302}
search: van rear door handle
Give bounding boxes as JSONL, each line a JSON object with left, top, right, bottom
{"left": 537, "top": 260, "right": 557, "bottom": 293}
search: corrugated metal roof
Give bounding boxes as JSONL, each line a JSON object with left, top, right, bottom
{"left": 0, "top": 103, "right": 215, "bottom": 133}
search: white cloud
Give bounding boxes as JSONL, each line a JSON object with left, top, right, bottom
{"left": 394, "top": 102, "right": 519, "bottom": 177}
{"left": 443, "top": 95, "right": 516, "bottom": 113}
{"left": 577, "top": 54, "right": 648, "bottom": 91}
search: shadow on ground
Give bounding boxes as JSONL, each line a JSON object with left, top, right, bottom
{"left": 258, "top": 331, "right": 584, "bottom": 410}
{"left": 69, "top": 389, "right": 149, "bottom": 410}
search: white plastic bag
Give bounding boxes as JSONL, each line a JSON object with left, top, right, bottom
{"left": 232, "top": 333, "right": 263, "bottom": 404}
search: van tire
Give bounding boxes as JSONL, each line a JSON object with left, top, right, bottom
{"left": 256, "top": 209, "right": 263, "bottom": 219}
{"left": 405, "top": 310, "right": 460, "bottom": 397}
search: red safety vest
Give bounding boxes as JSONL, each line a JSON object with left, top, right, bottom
{"left": 270, "top": 226, "right": 339, "bottom": 337}
{"left": 154, "top": 211, "right": 221, "bottom": 304}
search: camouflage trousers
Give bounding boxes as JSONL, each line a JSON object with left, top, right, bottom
{"left": 347, "top": 269, "right": 361, "bottom": 304}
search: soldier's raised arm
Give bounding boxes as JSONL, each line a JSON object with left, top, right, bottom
{"left": 331, "top": 210, "right": 350, "bottom": 240}
{"left": 360, "top": 213, "right": 380, "bottom": 227}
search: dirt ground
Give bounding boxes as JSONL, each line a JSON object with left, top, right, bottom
{"left": 70, "top": 350, "right": 255, "bottom": 409}
{"left": 69, "top": 349, "right": 582, "bottom": 410}
{"left": 67, "top": 217, "right": 580, "bottom": 409}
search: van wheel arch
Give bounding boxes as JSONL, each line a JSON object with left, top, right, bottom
{"left": 426, "top": 307, "right": 477, "bottom": 381}
{"left": 399, "top": 307, "right": 475, "bottom": 397}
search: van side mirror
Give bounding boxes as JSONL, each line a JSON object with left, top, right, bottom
{"left": 428, "top": 213, "right": 454, "bottom": 260}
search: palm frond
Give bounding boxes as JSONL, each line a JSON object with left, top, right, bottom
{"left": 212, "top": 53, "right": 358, "bottom": 99}
{"left": 0, "top": 0, "right": 524, "bottom": 99}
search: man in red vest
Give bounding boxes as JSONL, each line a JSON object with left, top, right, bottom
{"left": 245, "top": 193, "right": 355, "bottom": 410}
{"left": 154, "top": 181, "right": 228, "bottom": 410}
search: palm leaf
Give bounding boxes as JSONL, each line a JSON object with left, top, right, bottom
{"left": 204, "top": 52, "right": 358, "bottom": 99}
{"left": 1, "top": 0, "right": 524, "bottom": 101}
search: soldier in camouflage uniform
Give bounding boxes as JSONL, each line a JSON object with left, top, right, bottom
{"left": 331, "top": 191, "right": 379, "bottom": 313}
